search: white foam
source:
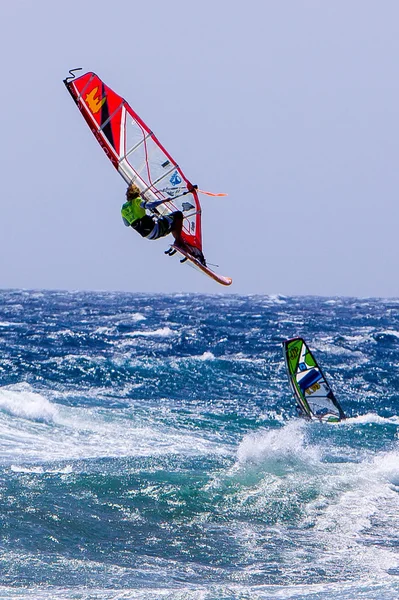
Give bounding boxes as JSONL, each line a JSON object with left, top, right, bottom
{"left": 197, "top": 351, "right": 215, "bottom": 361}
{"left": 46, "top": 329, "right": 80, "bottom": 341}
{"left": 128, "top": 327, "right": 175, "bottom": 338}
{"left": 236, "top": 420, "right": 320, "bottom": 465}
{"left": 0, "top": 388, "right": 231, "bottom": 465}
{"left": 377, "top": 329, "right": 399, "bottom": 338}
{"left": 302, "top": 446, "right": 399, "bottom": 576}
{"left": 10, "top": 464, "right": 73, "bottom": 474}
{"left": 0, "top": 580, "right": 395, "bottom": 600}
{"left": 267, "top": 294, "right": 287, "bottom": 304}
{"left": 344, "top": 412, "right": 399, "bottom": 425}
{"left": 0, "top": 384, "right": 58, "bottom": 423}
{"left": 372, "top": 449, "right": 399, "bottom": 486}
{"left": 231, "top": 416, "right": 399, "bottom": 578}
{"left": 93, "top": 326, "right": 115, "bottom": 335}
{"left": 130, "top": 312, "right": 146, "bottom": 322}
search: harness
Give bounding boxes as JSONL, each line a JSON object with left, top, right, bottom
{"left": 121, "top": 198, "right": 146, "bottom": 225}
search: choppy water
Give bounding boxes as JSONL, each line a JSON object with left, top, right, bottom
{"left": 0, "top": 290, "right": 398, "bottom": 599}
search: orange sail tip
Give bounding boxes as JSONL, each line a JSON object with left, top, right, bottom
{"left": 197, "top": 189, "right": 228, "bottom": 197}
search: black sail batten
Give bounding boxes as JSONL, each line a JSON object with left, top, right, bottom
{"left": 100, "top": 82, "right": 115, "bottom": 150}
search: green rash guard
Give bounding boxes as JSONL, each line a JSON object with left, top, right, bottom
{"left": 121, "top": 198, "right": 146, "bottom": 225}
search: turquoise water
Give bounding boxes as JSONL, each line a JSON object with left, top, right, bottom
{"left": 0, "top": 291, "right": 398, "bottom": 599}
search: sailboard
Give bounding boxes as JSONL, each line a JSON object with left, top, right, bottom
{"left": 283, "top": 337, "right": 346, "bottom": 422}
{"left": 63, "top": 69, "right": 232, "bottom": 286}
{"left": 170, "top": 244, "right": 232, "bottom": 286}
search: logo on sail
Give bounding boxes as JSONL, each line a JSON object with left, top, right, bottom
{"left": 85, "top": 87, "right": 106, "bottom": 114}
{"left": 169, "top": 171, "right": 182, "bottom": 186}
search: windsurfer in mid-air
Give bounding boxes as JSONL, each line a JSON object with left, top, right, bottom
{"left": 121, "top": 183, "right": 206, "bottom": 265}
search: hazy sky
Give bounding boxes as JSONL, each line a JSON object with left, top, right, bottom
{"left": 1, "top": 0, "right": 398, "bottom": 296}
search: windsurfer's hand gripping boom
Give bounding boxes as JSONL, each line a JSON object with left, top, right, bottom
{"left": 141, "top": 185, "right": 198, "bottom": 211}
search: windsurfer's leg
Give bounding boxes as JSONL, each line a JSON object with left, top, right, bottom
{"left": 170, "top": 211, "right": 184, "bottom": 243}
{"left": 131, "top": 215, "right": 156, "bottom": 238}
{"left": 167, "top": 211, "right": 206, "bottom": 266}
{"left": 147, "top": 214, "right": 177, "bottom": 240}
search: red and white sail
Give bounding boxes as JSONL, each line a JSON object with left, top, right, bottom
{"left": 64, "top": 71, "right": 202, "bottom": 251}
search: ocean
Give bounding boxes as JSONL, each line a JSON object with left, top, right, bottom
{"left": 0, "top": 290, "right": 398, "bottom": 599}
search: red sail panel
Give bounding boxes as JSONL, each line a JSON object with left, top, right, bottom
{"left": 65, "top": 71, "right": 202, "bottom": 251}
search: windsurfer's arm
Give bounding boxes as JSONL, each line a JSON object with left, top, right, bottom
{"left": 140, "top": 198, "right": 170, "bottom": 211}
{"left": 140, "top": 185, "right": 197, "bottom": 211}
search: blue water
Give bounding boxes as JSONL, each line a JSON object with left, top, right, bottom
{"left": 0, "top": 290, "right": 398, "bottom": 599}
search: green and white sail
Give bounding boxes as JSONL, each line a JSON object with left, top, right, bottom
{"left": 283, "top": 337, "right": 346, "bottom": 422}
